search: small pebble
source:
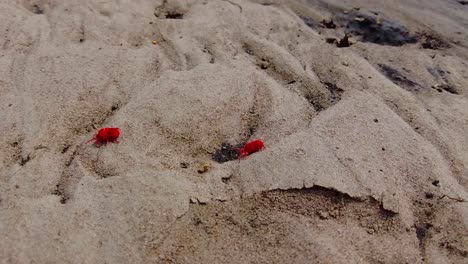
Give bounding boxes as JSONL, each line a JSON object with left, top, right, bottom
{"left": 197, "top": 162, "right": 210, "bottom": 174}
{"left": 318, "top": 211, "right": 329, "bottom": 220}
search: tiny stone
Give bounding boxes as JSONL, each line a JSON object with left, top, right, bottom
{"left": 342, "top": 61, "right": 349, "bottom": 66}
{"left": 318, "top": 211, "right": 329, "bottom": 220}
{"left": 374, "top": 118, "right": 379, "bottom": 123}
{"left": 432, "top": 180, "right": 440, "bottom": 186}
{"left": 197, "top": 196, "right": 209, "bottom": 204}
{"left": 197, "top": 162, "right": 210, "bottom": 174}
{"left": 259, "top": 60, "right": 269, "bottom": 69}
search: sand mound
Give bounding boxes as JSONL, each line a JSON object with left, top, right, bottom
{"left": 1, "top": 0, "right": 468, "bottom": 263}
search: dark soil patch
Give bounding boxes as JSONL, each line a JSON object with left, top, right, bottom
{"left": 323, "top": 82, "right": 343, "bottom": 104}
{"left": 415, "top": 223, "right": 432, "bottom": 244}
{"left": 419, "top": 32, "right": 449, "bottom": 50}
{"left": 165, "top": 12, "right": 184, "bottom": 19}
{"left": 378, "top": 64, "right": 420, "bottom": 90}
{"left": 321, "top": 19, "right": 337, "bottom": 29}
{"left": 212, "top": 143, "right": 242, "bottom": 163}
{"left": 344, "top": 14, "right": 419, "bottom": 46}
{"left": 305, "top": 93, "right": 325, "bottom": 112}
{"left": 437, "top": 83, "right": 458, "bottom": 94}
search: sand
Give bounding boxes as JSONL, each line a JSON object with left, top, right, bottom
{"left": 1, "top": 0, "right": 468, "bottom": 263}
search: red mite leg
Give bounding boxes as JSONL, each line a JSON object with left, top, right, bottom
{"left": 84, "top": 137, "right": 96, "bottom": 145}
{"left": 237, "top": 152, "right": 244, "bottom": 163}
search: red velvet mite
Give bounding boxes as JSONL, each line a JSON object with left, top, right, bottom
{"left": 235, "top": 139, "right": 266, "bottom": 161}
{"left": 86, "top": 127, "right": 120, "bottom": 147}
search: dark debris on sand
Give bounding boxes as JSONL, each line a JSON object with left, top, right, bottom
{"left": 212, "top": 143, "right": 242, "bottom": 163}
{"left": 378, "top": 64, "right": 420, "bottom": 91}
{"left": 419, "top": 32, "right": 449, "bottom": 50}
{"left": 344, "top": 14, "right": 419, "bottom": 46}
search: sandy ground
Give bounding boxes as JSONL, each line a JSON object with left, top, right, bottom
{"left": 1, "top": 0, "right": 468, "bottom": 263}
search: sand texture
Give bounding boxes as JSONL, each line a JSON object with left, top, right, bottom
{"left": 1, "top": 0, "right": 468, "bottom": 263}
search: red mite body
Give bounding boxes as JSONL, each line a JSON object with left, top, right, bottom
{"left": 86, "top": 127, "right": 120, "bottom": 147}
{"left": 235, "top": 139, "right": 266, "bottom": 161}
